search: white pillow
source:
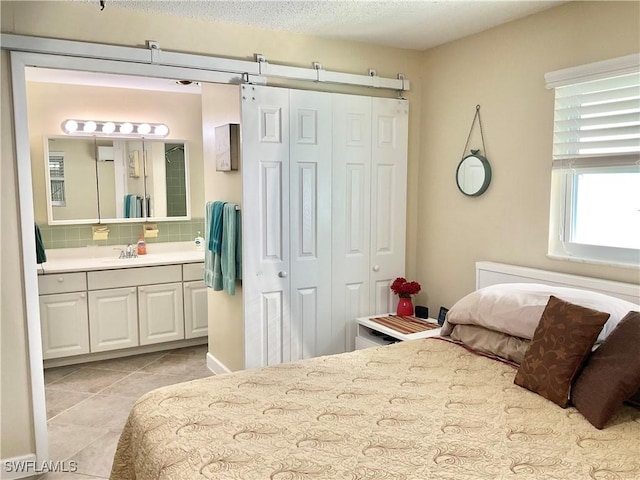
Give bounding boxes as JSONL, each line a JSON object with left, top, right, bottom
{"left": 441, "top": 283, "right": 639, "bottom": 343}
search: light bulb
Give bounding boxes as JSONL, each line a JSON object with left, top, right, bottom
{"left": 102, "top": 122, "right": 116, "bottom": 134}
{"left": 137, "top": 123, "right": 151, "bottom": 135}
{"left": 120, "top": 122, "right": 133, "bottom": 134}
{"left": 63, "top": 120, "right": 78, "bottom": 133}
{"left": 154, "top": 124, "right": 169, "bottom": 136}
{"left": 83, "top": 121, "right": 97, "bottom": 133}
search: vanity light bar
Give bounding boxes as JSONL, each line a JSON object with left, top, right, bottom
{"left": 61, "top": 119, "right": 169, "bottom": 137}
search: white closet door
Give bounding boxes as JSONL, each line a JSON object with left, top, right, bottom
{"left": 241, "top": 85, "right": 291, "bottom": 369}
{"left": 289, "top": 90, "right": 333, "bottom": 360}
{"left": 331, "top": 94, "right": 373, "bottom": 353}
{"left": 370, "top": 98, "right": 409, "bottom": 314}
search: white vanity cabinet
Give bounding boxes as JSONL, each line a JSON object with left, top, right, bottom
{"left": 88, "top": 287, "right": 138, "bottom": 352}
{"left": 88, "top": 265, "right": 183, "bottom": 350}
{"left": 183, "top": 262, "right": 208, "bottom": 339}
{"left": 38, "top": 260, "right": 208, "bottom": 363}
{"left": 138, "top": 282, "right": 184, "bottom": 345}
{"left": 38, "top": 272, "right": 90, "bottom": 359}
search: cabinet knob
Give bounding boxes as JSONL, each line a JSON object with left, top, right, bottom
{"left": 139, "top": 287, "right": 144, "bottom": 292}
{"left": 184, "top": 283, "right": 190, "bottom": 289}
{"left": 132, "top": 288, "right": 137, "bottom": 293}
{"left": 372, "top": 265, "right": 380, "bottom": 272}
{"left": 278, "top": 271, "right": 288, "bottom": 278}
{"left": 80, "top": 293, "right": 86, "bottom": 298}
{"left": 57, "top": 276, "right": 64, "bottom": 283}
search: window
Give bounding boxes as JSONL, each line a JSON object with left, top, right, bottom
{"left": 48, "top": 152, "right": 66, "bottom": 206}
{"left": 547, "top": 55, "right": 640, "bottom": 266}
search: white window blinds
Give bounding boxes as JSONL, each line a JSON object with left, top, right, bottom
{"left": 552, "top": 71, "right": 640, "bottom": 169}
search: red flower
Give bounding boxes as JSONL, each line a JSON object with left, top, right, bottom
{"left": 390, "top": 277, "right": 421, "bottom": 297}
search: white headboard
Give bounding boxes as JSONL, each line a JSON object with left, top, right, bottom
{"left": 476, "top": 262, "right": 640, "bottom": 305}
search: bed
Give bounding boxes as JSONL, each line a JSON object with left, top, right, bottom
{"left": 111, "top": 262, "right": 640, "bottom": 480}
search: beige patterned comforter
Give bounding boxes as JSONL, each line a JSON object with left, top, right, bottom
{"left": 111, "top": 339, "right": 640, "bottom": 480}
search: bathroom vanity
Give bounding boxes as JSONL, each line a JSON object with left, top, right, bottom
{"left": 37, "top": 242, "right": 207, "bottom": 367}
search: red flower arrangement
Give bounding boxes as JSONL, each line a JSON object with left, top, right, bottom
{"left": 390, "top": 277, "right": 421, "bottom": 298}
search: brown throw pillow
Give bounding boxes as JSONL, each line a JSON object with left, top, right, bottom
{"left": 514, "top": 296, "right": 609, "bottom": 408}
{"left": 627, "top": 388, "right": 640, "bottom": 409}
{"left": 571, "top": 311, "right": 640, "bottom": 429}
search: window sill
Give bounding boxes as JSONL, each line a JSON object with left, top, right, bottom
{"left": 546, "top": 253, "right": 640, "bottom": 270}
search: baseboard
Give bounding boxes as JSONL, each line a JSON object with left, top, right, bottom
{"left": 44, "top": 337, "right": 207, "bottom": 369}
{"left": 206, "top": 351, "right": 231, "bottom": 374}
{"left": 2, "top": 453, "right": 37, "bottom": 479}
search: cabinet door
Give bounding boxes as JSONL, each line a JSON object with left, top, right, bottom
{"left": 370, "top": 97, "right": 409, "bottom": 315}
{"left": 39, "top": 292, "right": 89, "bottom": 359}
{"left": 289, "top": 89, "right": 333, "bottom": 360}
{"left": 88, "top": 287, "right": 138, "bottom": 352}
{"left": 241, "top": 85, "right": 291, "bottom": 369}
{"left": 184, "top": 281, "right": 208, "bottom": 339}
{"left": 331, "top": 93, "right": 373, "bottom": 353}
{"left": 138, "top": 282, "right": 184, "bottom": 345}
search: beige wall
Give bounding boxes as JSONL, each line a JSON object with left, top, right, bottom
{"left": 201, "top": 83, "right": 245, "bottom": 371}
{"left": 26, "top": 82, "right": 204, "bottom": 223}
{"left": 416, "top": 1, "right": 640, "bottom": 316}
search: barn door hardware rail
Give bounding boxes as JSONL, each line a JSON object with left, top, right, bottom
{"left": 1, "top": 34, "right": 410, "bottom": 92}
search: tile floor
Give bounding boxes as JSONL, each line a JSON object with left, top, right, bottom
{"left": 37, "top": 344, "right": 213, "bottom": 480}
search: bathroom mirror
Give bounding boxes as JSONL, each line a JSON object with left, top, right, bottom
{"left": 45, "top": 137, "right": 100, "bottom": 223}
{"left": 44, "top": 136, "right": 190, "bottom": 224}
{"left": 456, "top": 153, "right": 492, "bottom": 197}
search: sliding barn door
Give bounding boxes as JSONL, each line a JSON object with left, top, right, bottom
{"left": 243, "top": 87, "right": 409, "bottom": 366}
{"left": 331, "top": 94, "right": 373, "bottom": 353}
{"left": 370, "top": 98, "right": 409, "bottom": 314}
{"left": 242, "top": 85, "right": 290, "bottom": 369}
{"left": 289, "top": 90, "right": 333, "bottom": 360}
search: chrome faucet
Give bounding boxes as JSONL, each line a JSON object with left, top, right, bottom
{"left": 117, "top": 245, "right": 137, "bottom": 259}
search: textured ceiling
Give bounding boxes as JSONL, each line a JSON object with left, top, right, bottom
{"left": 102, "top": 0, "right": 565, "bottom": 51}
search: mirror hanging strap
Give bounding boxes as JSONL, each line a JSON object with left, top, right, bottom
{"left": 461, "top": 104, "right": 487, "bottom": 159}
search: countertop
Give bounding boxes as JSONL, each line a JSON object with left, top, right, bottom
{"left": 38, "top": 241, "right": 205, "bottom": 274}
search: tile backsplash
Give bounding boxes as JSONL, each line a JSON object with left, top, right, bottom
{"left": 37, "top": 218, "right": 205, "bottom": 249}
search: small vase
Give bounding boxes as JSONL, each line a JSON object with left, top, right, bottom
{"left": 396, "top": 296, "right": 414, "bottom": 316}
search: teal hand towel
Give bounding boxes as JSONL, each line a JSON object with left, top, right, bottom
{"left": 209, "top": 201, "right": 225, "bottom": 254}
{"left": 204, "top": 201, "right": 222, "bottom": 289}
{"left": 124, "top": 194, "right": 131, "bottom": 218}
{"left": 35, "top": 223, "right": 47, "bottom": 264}
{"left": 221, "top": 203, "right": 239, "bottom": 295}
{"left": 235, "top": 210, "right": 242, "bottom": 281}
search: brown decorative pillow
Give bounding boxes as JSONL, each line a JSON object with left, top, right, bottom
{"left": 514, "top": 296, "right": 610, "bottom": 408}
{"left": 627, "top": 388, "right": 640, "bottom": 409}
{"left": 571, "top": 311, "right": 640, "bottom": 429}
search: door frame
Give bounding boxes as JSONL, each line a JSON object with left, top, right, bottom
{"left": 8, "top": 50, "right": 250, "bottom": 472}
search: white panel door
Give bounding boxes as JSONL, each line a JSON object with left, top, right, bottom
{"left": 370, "top": 98, "right": 409, "bottom": 314}
{"left": 242, "top": 84, "right": 291, "bottom": 369}
{"left": 183, "top": 281, "right": 208, "bottom": 339}
{"left": 289, "top": 90, "right": 333, "bottom": 360}
{"left": 88, "top": 287, "right": 138, "bottom": 352}
{"left": 331, "top": 94, "right": 373, "bottom": 353}
{"left": 39, "top": 292, "right": 89, "bottom": 359}
{"left": 138, "top": 282, "right": 184, "bottom": 345}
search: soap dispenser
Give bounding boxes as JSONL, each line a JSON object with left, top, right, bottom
{"left": 136, "top": 235, "right": 147, "bottom": 255}
{"left": 194, "top": 231, "right": 204, "bottom": 250}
